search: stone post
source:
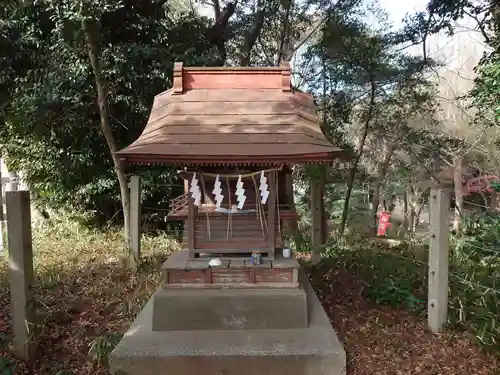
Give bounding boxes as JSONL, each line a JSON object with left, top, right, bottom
{"left": 428, "top": 185, "right": 451, "bottom": 333}
{"left": 0, "top": 160, "right": 19, "bottom": 251}
{"left": 0, "top": 171, "right": 4, "bottom": 252}
{"left": 6, "top": 190, "right": 37, "bottom": 359}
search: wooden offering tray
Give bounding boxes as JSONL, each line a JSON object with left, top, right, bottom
{"left": 161, "top": 250, "right": 300, "bottom": 289}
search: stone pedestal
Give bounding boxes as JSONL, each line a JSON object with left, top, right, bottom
{"left": 152, "top": 287, "right": 308, "bottom": 331}
{"left": 110, "top": 268, "right": 346, "bottom": 375}
{"left": 152, "top": 250, "right": 307, "bottom": 331}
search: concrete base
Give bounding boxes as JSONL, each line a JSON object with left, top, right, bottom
{"left": 110, "top": 271, "right": 346, "bottom": 375}
{"left": 153, "top": 286, "right": 308, "bottom": 331}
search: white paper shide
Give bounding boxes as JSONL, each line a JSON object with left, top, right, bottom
{"left": 259, "top": 170, "right": 269, "bottom": 204}
{"left": 235, "top": 175, "right": 246, "bottom": 209}
{"left": 190, "top": 172, "right": 202, "bottom": 206}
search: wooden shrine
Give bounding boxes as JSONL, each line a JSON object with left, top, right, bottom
{"left": 116, "top": 62, "right": 345, "bottom": 289}
{"left": 110, "top": 63, "right": 348, "bottom": 375}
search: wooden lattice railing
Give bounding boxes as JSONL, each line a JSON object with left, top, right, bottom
{"left": 169, "top": 193, "right": 188, "bottom": 215}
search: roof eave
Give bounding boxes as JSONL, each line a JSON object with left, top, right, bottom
{"left": 116, "top": 151, "right": 348, "bottom": 166}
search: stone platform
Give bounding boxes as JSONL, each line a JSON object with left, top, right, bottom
{"left": 109, "top": 271, "right": 346, "bottom": 375}
{"left": 152, "top": 286, "right": 308, "bottom": 331}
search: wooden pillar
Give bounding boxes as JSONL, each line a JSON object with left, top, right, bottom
{"left": 267, "top": 171, "right": 277, "bottom": 260}
{"left": 428, "top": 186, "right": 451, "bottom": 333}
{"left": 285, "top": 168, "right": 299, "bottom": 246}
{"left": 130, "top": 176, "right": 141, "bottom": 271}
{"left": 284, "top": 171, "right": 294, "bottom": 206}
{"left": 311, "top": 179, "right": 326, "bottom": 264}
{"left": 6, "top": 191, "right": 36, "bottom": 359}
{"left": 187, "top": 191, "right": 196, "bottom": 259}
{"left": 0, "top": 169, "right": 5, "bottom": 252}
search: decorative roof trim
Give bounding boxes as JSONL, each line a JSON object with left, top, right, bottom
{"left": 172, "top": 62, "right": 183, "bottom": 95}
{"left": 122, "top": 159, "right": 336, "bottom": 168}
{"left": 118, "top": 151, "right": 344, "bottom": 166}
{"left": 281, "top": 61, "right": 291, "bottom": 92}
{"left": 173, "top": 61, "right": 293, "bottom": 91}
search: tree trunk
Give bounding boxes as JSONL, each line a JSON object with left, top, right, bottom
{"left": 452, "top": 157, "right": 463, "bottom": 234}
{"left": 83, "top": 19, "right": 131, "bottom": 243}
{"left": 415, "top": 202, "right": 423, "bottom": 226}
{"left": 239, "top": 2, "right": 267, "bottom": 66}
{"left": 339, "top": 80, "right": 376, "bottom": 235}
{"left": 277, "top": 0, "right": 293, "bottom": 63}
{"left": 207, "top": 1, "right": 236, "bottom": 65}
{"left": 405, "top": 181, "right": 422, "bottom": 234}
{"left": 403, "top": 189, "right": 409, "bottom": 231}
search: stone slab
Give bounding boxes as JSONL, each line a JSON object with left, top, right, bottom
{"left": 152, "top": 286, "right": 308, "bottom": 331}
{"left": 229, "top": 259, "right": 246, "bottom": 268}
{"left": 110, "top": 270, "right": 346, "bottom": 375}
{"left": 161, "top": 251, "right": 190, "bottom": 270}
{"left": 273, "top": 252, "right": 300, "bottom": 268}
{"left": 186, "top": 260, "right": 209, "bottom": 270}
{"left": 161, "top": 251, "right": 299, "bottom": 271}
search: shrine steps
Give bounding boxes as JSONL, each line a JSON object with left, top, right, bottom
{"left": 109, "top": 270, "right": 346, "bottom": 375}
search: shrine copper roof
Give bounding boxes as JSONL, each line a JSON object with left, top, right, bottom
{"left": 116, "top": 62, "right": 345, "bottom": 166}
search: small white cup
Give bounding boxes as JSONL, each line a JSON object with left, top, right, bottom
{"left": 282, "top": 248, "right": 291, "bottom": 259}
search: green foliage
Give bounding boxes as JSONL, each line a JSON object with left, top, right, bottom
{"left": 88, "top": 331, "right": 122, "bottom": 367}
{"left": 450, "top": 214, "right": 500, "bottom": 348}
{"left": 0, "top": 357, "right": 16, "bottom": 375}
{"left": 320, "top": 221, "right": 500, "bottom": 351}
{"left": 0, "top": 0, "right": 216, "bottom": 223}
{"left": 324, "top": 238, "right": 428, "bottom": 311}
{"left": 368, "top": 277, "right": 424, "bottom": 311}
{"left": 471, "top": 50, "right": 500, "bottom": 126}
{"left": 421, "top": 0, "right": 499, "bottom": 128}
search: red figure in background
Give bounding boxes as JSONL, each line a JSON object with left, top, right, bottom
{"left": 377, "top": 211, "right": 392, "bottom": 236}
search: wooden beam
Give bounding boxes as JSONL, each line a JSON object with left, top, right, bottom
{"left": 428, "top": 186, "right": 451, "bottom": 333}
{"left": 311, "top": 179, "right": 325, "bottom": 264}
{"left": 267, "top": 171, "right": 277, "bottom": 260}
{"left": 129, "top": 175, "right": 141, "bottom": 272}
{"left": 414, "top": 179, "right": 453, "bottom": 189}
{"left": 187, "top": 193, "right": 196, "bottom": 259}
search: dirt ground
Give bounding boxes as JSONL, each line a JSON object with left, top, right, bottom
{"left": 307, "top": 260, "right": 499, "bottom": 375}
{"left": 1, "top": 256, "right": 498, "bottom": 375}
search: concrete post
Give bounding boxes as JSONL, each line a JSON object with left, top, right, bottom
{"left": 5, "top": 172, "right": 19, "bottom": 192}
{"left": 6, "top": 191, "right": 37, "bottom": 359}
{"left": 428, "top": 186, "right": 451, "bottom": 333}
{"left": 130, "top": 175, "right": 141, "bottom": 271}
{"left": 311, "top": 179, "right": 326, "bottom": 265}
{"left": 0, "top": 170, "right": 5, "bottom": 252}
